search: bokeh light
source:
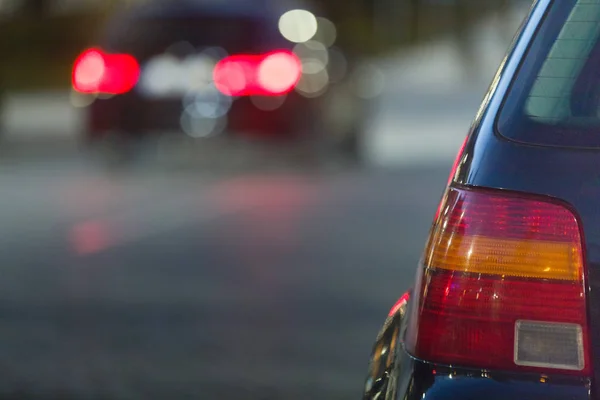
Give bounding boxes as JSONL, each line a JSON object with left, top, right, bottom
{"left": 257, "top": 52, "right": 302, "bottom": 95}
{"left": 72, "top": 49, "right": 105, "bottom": 92}
{"left": 70, "top": 220, "right": 112, "bottom": 256}
{"left": 294, "top": 40, "right": 329, "bottom": 66}
{"left": 296, "top": 69, "right": 329, "bottom": 97}
{"left": 278, "top": 9, "right": 318, "bottom": 43}
{"left": 181, "top": 54, "right": 216, "bottom": 93}
{"left": 180, "top": 106, "right": 227, "bottom": 138}
{"left": 213, "top": 57, "right": 250, "bottom": 96}
{"left": 183, "top": 84, "right": 232, "bottom": 119}
{"left": 72, "top": 49, "right": 140, "bottom": 95}
{"left": 138, "top": 54, "right": 181, "bottom": 97}
{"left": 314, "top": 17, "right": 337, "bottom": 47}
{"left": 301, "top": 59, "right": 326, "bottom": 75}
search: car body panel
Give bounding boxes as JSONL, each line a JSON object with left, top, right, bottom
{"left": 364, "top": 0, "right": 600, "bottom": 397}
{"left": 395, "top": 348, "right": 591, "bottom": 400}
{"left": 457, "top": 0, "right": 600, "bottom": 391}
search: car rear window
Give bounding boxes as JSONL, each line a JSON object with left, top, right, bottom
{"left": 105, "top": 16, "right": 270, "bottom": 62}
{"left": 497, "top": 0, "right": 600, "bottom": 148}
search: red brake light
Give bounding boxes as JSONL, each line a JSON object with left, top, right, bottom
{"left": 73, "top": 48, "right": 140, "bottom": 95}
{"left": 213, "top": 50, "right": 301, "bottom": 97}
{"left": 405, "top": 186, "right": 589, "bottom": 375}
{"left": 257, "top": 51, "right": 302, "bottom": 95}
{"left": 213, "top": 54, "right": 255, "bottom": 96}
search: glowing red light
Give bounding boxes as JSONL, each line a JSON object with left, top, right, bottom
{"left": 388, "top": 291, "right": 410, "bottom": 317}
{"left": 257, "top": 52, "right": 302, "bottom": 95}
{"left": 213, "top": 55, "right": 254, "bottom": 96}
{"left": 73, "top": 48, "right": 140, "bottom": 95}
{"left": 69, "top": 220, "right": 112, "bottom": 255}
{"left": 73, "top": 49, "right": 106, "bottom": 92}
{"left": 213, "top": 50, "right": 301, "bottom": 97}
{"left": 406, "top": 187, "right": 589, "bottom": 375}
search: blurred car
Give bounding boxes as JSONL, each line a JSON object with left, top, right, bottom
{"left": 363, "top": 0, "right": 600, "bottom": 399}
{"left": 71, "top": 0, "right": 371, "bottom": 164}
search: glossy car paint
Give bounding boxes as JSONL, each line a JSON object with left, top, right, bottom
{"left": 364, "top": 0, "right": 600, "bottom": 398}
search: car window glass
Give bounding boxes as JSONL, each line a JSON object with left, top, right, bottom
{"left": 525, "top": 2, "right": 600, "bottom": 124}
{"left": 498, "top": 0, "right": 600, "bottom": 148}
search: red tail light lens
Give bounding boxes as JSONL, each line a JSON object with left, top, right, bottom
{"left": 257, "top": 51, "right": 302, "bottom": 95}
{"left": 213, "top": 50, "right": 301, "bottom": 97}
{"left": 73, "top": 48, "right": 140, "bottom": 95}
{"left": 213, "top": 54, "right": 256, "bottom": 97}
{"left": 405, "top": 187, "right": 589, "bottom": 375}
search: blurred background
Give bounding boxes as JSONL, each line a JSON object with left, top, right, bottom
{"left": 0, "top": 0, "right": 530, "bottom": 398}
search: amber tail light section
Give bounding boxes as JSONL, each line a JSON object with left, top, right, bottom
{"left": 405, "top": 187, "right": 589, "bottom": 375}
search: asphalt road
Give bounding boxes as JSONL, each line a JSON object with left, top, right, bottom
{"left": 0, "top": 151, "right": 450, "bottom": 399}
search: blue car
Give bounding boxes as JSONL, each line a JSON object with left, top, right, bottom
{"left": 364, "top": 0, "right": 600, "bottom": 398}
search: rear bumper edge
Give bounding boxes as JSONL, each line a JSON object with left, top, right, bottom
{"left": 394, "top": 345, "right": 591, "bottom": 400}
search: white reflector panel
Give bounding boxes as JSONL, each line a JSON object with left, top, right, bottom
{"left": 514, "top": 320, "right": 584, "bottom": 371}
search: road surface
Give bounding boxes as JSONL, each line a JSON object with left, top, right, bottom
{"left": 0, "top": 154, "right": 449, "bottom": 399}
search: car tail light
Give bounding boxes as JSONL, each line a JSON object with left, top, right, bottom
{"left": 257, "top": 52, "right": 302, "bottom": 95}
{"left": 73, "top": 48, "right": 140, "bottom": 95}
{"left": 213, "top": 50, "right": 301, "bottom": 97}
{"left": 389, "top": 291, "right": 410, "bottom": 318}
{"left": 405, "top": 186, "right": 590, "bottom": 375}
